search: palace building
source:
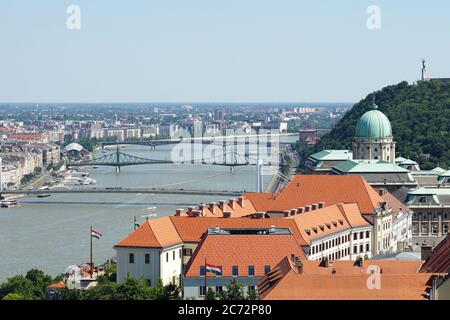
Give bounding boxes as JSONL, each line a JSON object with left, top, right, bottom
{"left": 352, "top": 104, "right": 396, "bottom": 163}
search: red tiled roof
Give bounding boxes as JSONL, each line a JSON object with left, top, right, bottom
{"left": 176, "top": 198, "right": 257, "bottom": 218}
{"left": 48, "top": 281, "right": 65, "bottom": 289}
{"left": 337, "top": 203, "right": 371, "bottom": 228}
{"left": 114, "top": 216, "right": 182, "bottom": 248}
{"left": 420, "top": 234, "right": 450, "bottom": 274}
{"left": 185, "top": 234, "right": 306, "bottom": 277}
{"left": 7, "top": 133, "right": 46, "bottom": 139}
{"left": 379, "top": 189, "right": 413, "bottom": 222}
{"left": 258, "top": 255, "right": 435, "bottom": 300}
{"left": 170, "top": 216, "right": 307, "bottom": 246}
{"left": 285, "top": 204, "right": 352, "bottom": 242}
{"left": 267, "top": 175, "right": 384, "bottom": 214}
{"left": 115, "top": 216, "right": 308, "bottom": 249}
{"left": 243, "top": 192, "right": 279, "bottom": 212}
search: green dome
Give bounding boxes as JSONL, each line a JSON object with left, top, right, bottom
{"left": 356, "top": 109, "right": 392, "bottom": 138}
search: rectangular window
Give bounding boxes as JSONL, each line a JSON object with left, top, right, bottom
{"left": 353, "top": 233, "right": 358, "bottom": 241}
{"left": 166, "top": 252, "right": 169, "bottom": 262}
{"left": 199, "top": 286, "right": 206, "bottom": 296}
{"left": 179, "top": 249, "right": 182, "bottom": 259}
{"left": 144, "top": 254, "right": 150, "bottom": 264}
{"left": 264, "top": 265, "right": 271, "bottom": 275}
{"left": 360, "top": 232, "right": 364, "bottom": 239}
{"left": 360, "top": 244, "right": 364, "bottom": 253}
{"left": 129, "top": 253, "right": 135, "bottom": 264}
{"left": 173, "top": 251, "right": 175, "bottom": 260}
{"left": 248, "top": 265, "right": 255, "bottom": 276}
{"left": 353, "top": 245, "right": 358, "bottom": 254}
{"left": 248, "top": 286, "right": 255, "bottom": 292}
{"left": 215, "top": 286, "right": 223, "bottom": 293}
{"left": 183, "top": 248, "right": 193, "bottom": 256}
{"left": 232, "top": 266, "right": 239, "bottom": 276}
{"left": 366, "top": 231, "right": 370, "bottom": 238}
{"left": 432, "top": 224, "right": 438, "bottom": 234}
{"left": 366, "top": 243, "right": 370, "bottom": 252}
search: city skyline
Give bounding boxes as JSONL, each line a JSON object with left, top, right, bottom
{"left": 1, "top": 0, "right": 450, "bottom": 103}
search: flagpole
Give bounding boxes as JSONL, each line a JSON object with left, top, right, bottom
{"left": 204, "top": 258, "right": 207, "bottom": 301}
{"left": 90, "top": 225, "right": 93, "bottom": 279}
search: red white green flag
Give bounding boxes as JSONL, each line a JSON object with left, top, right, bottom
{"left": 91, "top": 229, "right": 103, "bottom": 240}
{"left": 206, "top": 263, "right": 222, "bottom": 275}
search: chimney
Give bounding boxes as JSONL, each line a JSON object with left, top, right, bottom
{"left": 379, "top": 188, "right": 386, "bottom": 196}
{"left": 318, "top": 202, "right": 325, "bottom": 209}
{"left": 311, "top": 203, "right": 318, "bottom": 211}
{"left": 209, "top": 202, "right": 216, "bottom": 215}
{"left": 290, "top": 253, "right": 296, "bottom": 262}
{"left": 355, "top": 257, "right": 363, "bottom": 268}
{"left": 175, "top": 208, "right": 183, "bottom": 216}
{"left": 421, "top": 245, "right": 433, "bottom": 261}
{"left": 223, "top": 211, "right": 232, "bottom": 218}
{"left": 219, "top": 200, "right": 226, "bottom": 211}
{"left": 187, "top": 206, "right": 194, "bottom": 214}
{"left": 199, "top": 203, "right": 206, "bottom": 215}
{"left": 229, "top": 199, "right": 236, "bottom": 211}
{"left": 238, "top": 196, "right": 245, "bottom": 208}
{"left": 295, "top": 256, "right": 304, "bottom": 274}
{"left": 189, "top": 210, "right": 201, "bottom": 217}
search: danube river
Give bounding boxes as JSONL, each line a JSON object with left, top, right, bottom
{"left": 0, "top": 138, "right": 296, "bottom": 281}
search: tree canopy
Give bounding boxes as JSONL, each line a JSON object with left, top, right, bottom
{"left": 315, "top": 80, "right": 450, "bottom": 170}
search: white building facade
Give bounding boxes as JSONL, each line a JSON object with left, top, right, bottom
{"left": 115, "top": 244, "right": 183, "bottom": 287}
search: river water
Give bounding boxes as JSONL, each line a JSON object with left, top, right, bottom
{"left": 0, "top": 137, "right": 297, "bottom": 281}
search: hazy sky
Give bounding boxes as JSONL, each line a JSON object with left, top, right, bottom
{"left": 0, "top": 0, "right": 449, "bottom": 103}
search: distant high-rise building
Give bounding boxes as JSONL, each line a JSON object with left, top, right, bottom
{"left": 214, "top": 109, "right": 225, "bottom": 122}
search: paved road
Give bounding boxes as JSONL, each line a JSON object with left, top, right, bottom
{"left": 1, "top": 187, "right": 243, "bottom": 197}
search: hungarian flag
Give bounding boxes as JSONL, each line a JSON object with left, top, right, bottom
{"left": 91, "top": 229, "right": 103, "bottom": 239}
{"left": 206, "top": 263, "right": 222, "bottom": 276}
